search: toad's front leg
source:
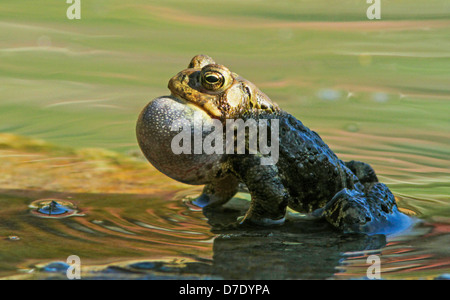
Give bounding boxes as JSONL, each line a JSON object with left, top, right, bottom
{"left": 228, "top": 154, "right": 289, "bottom": 226}
{"left": 194, "top": 174, "right": 239, "bottom": 208}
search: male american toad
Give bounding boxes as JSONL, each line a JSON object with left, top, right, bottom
{"left": 136, "top": 55, "right": 410, "bottom": 233}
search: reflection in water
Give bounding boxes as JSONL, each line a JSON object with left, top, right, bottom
{"left": 206, "top": 202, "right": 387, "bottom": 280}
{"left": 0, "top": 188, "right": 448, "bottom": 279}
{"left": 338, "top": 222, "right": 450, "bottom": 279}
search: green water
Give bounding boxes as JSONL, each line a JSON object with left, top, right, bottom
{"left": 0, "top": 0, "right": 449, "bottom": 279}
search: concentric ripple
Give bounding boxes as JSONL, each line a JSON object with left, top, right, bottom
{"left": 29, "top": 199, "right": 83, "bottom": 218}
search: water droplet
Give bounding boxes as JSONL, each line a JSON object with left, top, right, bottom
{"left": 29, "top": 199, "right": 83, "bottom": 218}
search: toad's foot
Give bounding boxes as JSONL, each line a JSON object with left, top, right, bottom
{"left": 321, "top": 183, "right": 412, "bottom": 234}
{"left": 193, "top": 175, "right": 239, "bottom": 208}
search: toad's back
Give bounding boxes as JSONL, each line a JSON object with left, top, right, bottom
{"left": 270, "top": 112, "right": 359, "bottom": 213}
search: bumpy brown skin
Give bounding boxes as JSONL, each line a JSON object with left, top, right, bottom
{"left": 138, "top": 54, "right": 409, "bottom": 233}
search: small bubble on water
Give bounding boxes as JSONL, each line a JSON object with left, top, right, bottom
{"left": 29, "top": 199, "right": 83, "bottom": 219}
{"left": 435, "top": 273, "right": 450, "bottom": 280}
{"left": 41, "top": 262, "right": 70, "bottom": 273}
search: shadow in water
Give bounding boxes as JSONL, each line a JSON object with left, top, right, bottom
{"left": 203, "top": 197, "right": 387, "bottom": 279}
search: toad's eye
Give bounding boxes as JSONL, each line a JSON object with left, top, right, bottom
{"left": 205, "top": 74, "right": 220, "bottom": 83}
{"left": 201, "top": 71, "right": 224, "bottom": 90}
{"left": 200, "top": 64, "right": 233, "bottom": 92}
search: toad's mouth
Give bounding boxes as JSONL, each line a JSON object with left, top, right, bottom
{"left": 170, "top": 92, "right": 222, "bottom": 119}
